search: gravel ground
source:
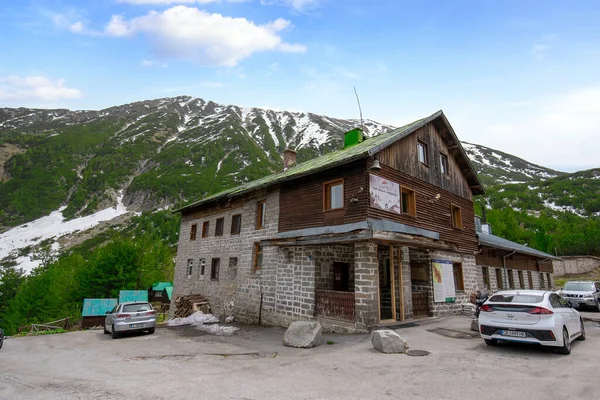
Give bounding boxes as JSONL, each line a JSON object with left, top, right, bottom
{"left": 1, "top": 316, "right": 599, "bottom": 400}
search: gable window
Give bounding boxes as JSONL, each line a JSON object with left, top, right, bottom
{"left": 256, "top": 200, "right": 266, "bottom": 230}
{"left": 417, "top": 141, "right": 429, "bottom": 165}
{"left": 253, "top": 243, "right": 263, "bottom": 271}
{"left": 453, "top": 262, "right": 464, "bottom": 291}
{"left": 324, "top": 179, "right": 344, "bottom": 210}
{"left": 190, "top": 224, "right": 197, "bottom": 240}
{"left": 451, "top": 204, "right": 463, "bottom": 229}
{"left": 199, "top": 259, "right": 206, "bottom": 278}
{"left": 231, "top": 214, "right": 242, "bottom": 235}
{"left": 202, "top": 221, "right": 209, "bottom": 238}
{"left": 440, "top": 153, "right": 449, "bottom": 175}
{"left": 215, "top": 217, "right": 224, "bottom": 236}
{"left": 211, "top": 258, "right": 220, "bottom": 280}
{"left": 482, "top": 267, "right": 490, "bottom": 290}
{"left": 401, "top": 186, "right": 416, "bottom": 217}
{"left": 187, "top": 259, "right": 194, "bottom": 278}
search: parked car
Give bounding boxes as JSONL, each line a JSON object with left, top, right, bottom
{"left": 104, "top": 302, "right": 156, "bottom": 339}
{"left": 558, "top": 281, "right": 600, "bottom": 311}
{"left": 478, "top": 290, "right": 585, "bottom": 355}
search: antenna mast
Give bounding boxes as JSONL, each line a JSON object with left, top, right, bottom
{"left": 353, "top": 86, "right": 364, "bottom": 132}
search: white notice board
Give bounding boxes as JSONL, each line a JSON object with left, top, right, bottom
{"left": 432, "top": 259, "right": 456, "bottom": 303}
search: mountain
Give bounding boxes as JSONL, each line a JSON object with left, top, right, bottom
{"left": 462, "top": 142, "right": 564, "bottom": 186}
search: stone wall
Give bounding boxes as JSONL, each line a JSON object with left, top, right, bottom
{"left": 555, "top": 256, "right": 600, "bottom": 276}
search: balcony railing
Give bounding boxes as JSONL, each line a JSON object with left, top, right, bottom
{"left": 315, "top": 289, "right": 355, "bottom": 321}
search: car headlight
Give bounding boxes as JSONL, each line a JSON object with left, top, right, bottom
{"left": 585, "top": 294, "right": 594, "bottom": 298}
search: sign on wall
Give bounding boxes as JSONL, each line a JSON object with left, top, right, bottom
{"left": 432, "top": 259, "right": 456, "bottom": 303}
{"left": 369, "top": 174, "right": 400, "bottom": 214}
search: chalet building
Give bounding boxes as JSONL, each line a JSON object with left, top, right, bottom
{"left": 172, "top": 110, "right": 559, "bottom": 332}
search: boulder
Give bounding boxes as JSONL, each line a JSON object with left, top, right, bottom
{"left": 283, "top": 321, "right": 322, "bottom": 348}
{"left": 371, "top": 329, "right": 408, "bottom": 354}
{"left": 470, "top": 319, "right": 479, "bottom": 332}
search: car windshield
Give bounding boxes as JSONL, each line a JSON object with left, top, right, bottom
{"left": 563, "top": 282, "right": 594, "bottom": 291}
{"left": 122, "top": 303, "right": 152, "bottom": 312}
{"left": 489, "top": 294, "right": 544, "bottom": 303}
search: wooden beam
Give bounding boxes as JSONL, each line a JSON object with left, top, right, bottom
{"left": 397, "top": 247, "right": 405, "bottom": 321}
{"left": 389, "top": 245, "right": 397, "bottom": 322}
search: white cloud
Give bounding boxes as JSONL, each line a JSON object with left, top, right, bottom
{"left": 0, "top": 76, "right": 83, "bottom": 102}
{"left": 449, "top": 86, "right": 600, "bottom": 171}
{"left": 117, "top": 0, "right": 246, "bottom": 4}
{"left": 261, "top": 0, "right": 321, "bottom": 12}
{"left": 71, "top": 6, "right": 305, "bottom": 66}
{"left": 141, "top": 59, "right": 168, "bottom": 67}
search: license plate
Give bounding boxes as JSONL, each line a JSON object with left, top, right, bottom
{"left": 130, "top": 323, "right": 144, "bottom": 328}
{"left": 500, "top": 330, "right": 526, "bottom": 338}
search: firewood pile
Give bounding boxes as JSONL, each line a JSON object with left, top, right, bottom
{"left": 174, "top": 294, "right": 211, "bottom": 318}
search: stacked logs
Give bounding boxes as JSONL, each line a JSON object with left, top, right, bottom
{"left": 174, "top": 294, "right": 211, "bottom": 318}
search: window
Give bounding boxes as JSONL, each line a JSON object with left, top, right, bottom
{"left": 253, "top": 243, "right": 263, "bottom": 271}
{"left": 210, "top": 258, "right": 220, "bottom": 280}
{"left": 451, "top": 204, "right": 463, "bottom": 229}
{"left": 440, "top": 153, "right": 449, "bottom": 175}
{"left": 187, "top": 259, "right": 194, "bottom": 278}
{"left": 256, "top": 200, "right": 266, "bottom": 229}
{"left": 546, "top": 273, "right": 552, "bottom": 288}
{"left": 229, "top": 257, "right": 238, "bottom": 269}
{"left": 190, "top": 224, "right": 197, "bottom": 240}
{"left": 496, "top": 268, "right": 503, "bottom": 289}
{"left": 508, "top": 270, "right": 515, "bottom": 289}
{"left": 539, "top": 272, "right": 545, "bottom": 289}
{"left": 482, "top": 267, "right": 490, "bottom": 290}
{"left": 231, "top": 214, "right": 242, "bottom": 235}
{"left": 324, "top": 179, "right": 344, "bottom": 210}
{"left": 417, "top": 141, "right": 429, "bottom": 165}
{"left": 202, "top": 221, "right": 209, "bottom": 238}
{"left": 215, "top": 217, "right": 224, "bottom": 236}
{"left": 401, "top": 187, "right": 416, "bottom": 217}
{"left": 453, "top": 262, "right": 464, "bottom": 291}
{"left": 199, "top": 259, "right": 206, "bottom": 277}
{"left": 518, "top": 270, "right": 524, "bottom": 289}
{"left": 527, "top": 271, "right": 533, "bottom": 289}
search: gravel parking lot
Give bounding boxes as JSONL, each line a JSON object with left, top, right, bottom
{"left": 1, "top": 316, "right": 599, "bottom": 400}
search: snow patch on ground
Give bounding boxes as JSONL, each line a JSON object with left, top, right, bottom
{"left": 542, "top": 200, "right": 585, "bottom": 217}
{"left": 0, "top": 192, "right": 130, "bottom": 273}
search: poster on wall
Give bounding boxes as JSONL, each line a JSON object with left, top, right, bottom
{"left": 432, "top": 259, "right": 456, "bottom": 303}
{"left": 369, "top": 174, "right": 400, "bottom": 214}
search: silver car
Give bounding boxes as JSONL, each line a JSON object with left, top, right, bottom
{"left": 104, "top": 302, "right": 156, "bottom": 339}
{"left": 559, "top": 281, "right": 600, "bottom": 311}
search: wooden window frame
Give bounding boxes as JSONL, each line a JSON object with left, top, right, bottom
{"left": 527, "top": 271, "right": 533, "bottom": 289}
{"left": 190, "top": 224, "right": 197, "bottom": 241}
{"left": 508, "top": 270, "right": 515, "bottom": 289}
{"left": 440, "top": 153, "right": 449, "bottom": 175}
{"left": 518, "top": 270, "right": 524, "bottom": 289}
{"left": 215, "top": 217, "right": 224, "bottom": 237}
{"left": 482, "top": 266, "right": 490, "bottom": 290}
{"left": 252, "top": 242, "right": 263, "bottom": 271}
{"left": 201, "top": 221, "right": 209, "bottom": 238}
{"left": 187, "top": 259, "right": 194, "bottom": 278}
{"left": 210, "top": 258, "right": 220, "bottom": 281}
{"left": 323, "top": 178, "right": 344, "bottom": 211}
{"left": 417, "top": 140, "right": 429, "bottom": 165}
{"left": 199, "top": 258, "right": 206, "bottom": 277}
{"left": 230, "top": 214, "right": 242, "bottom": 235}
{"left": 453, "top": 262, "right": 464, "bottom": 291}
{"left": 451, "top": 204, "right": 463, "bottom": 229}
{"left": 256, "top": 200, "right": 266, "bottom": 230}
{"left": 496, "top": 268, "right": 504, "bottom": 289}
{"left": 400, "top": 186, "right": 416, "bottom": 217}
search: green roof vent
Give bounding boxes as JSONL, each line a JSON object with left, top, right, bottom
{"left": 343, "top": 128, "right": 363, "bottom": 149}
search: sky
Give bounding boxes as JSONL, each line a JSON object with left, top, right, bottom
{"left": 1, "top": 0, "right": 599, "bottom": 172}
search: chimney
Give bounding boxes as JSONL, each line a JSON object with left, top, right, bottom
{"left": 343, "top": 128, "right": 363, "bottom": 149}
{"left": 283, "top": 148, "right": 297, "bottom": 170}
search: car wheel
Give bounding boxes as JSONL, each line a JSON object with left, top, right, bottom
{"left": 576, "top": 319, "right": 586, "bottom": 341}
{"left": 556, "top": 327, "right": 571, "bottom": 355}
{"left": 111, "top": 325, "right": 119, "bottom": 340}
{"left": 148, "top": 328, "right": 155, "bottom": 334}
{"left": 595, "top": 300, "right": 600, "bottom": 312}
{"left": 103, "top": 325, "right": 109, "bottom": 334}
{"left": 484, "top": 339, "right": 498, "bottom": 346}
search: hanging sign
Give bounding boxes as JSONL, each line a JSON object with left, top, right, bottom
{"left": 369, "top": 174, "right": 400, "bottom": 214}
{"left": 432, "top": 259, "right": 456, "bottom": 303}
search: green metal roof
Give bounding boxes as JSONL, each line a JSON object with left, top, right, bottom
{"left": 82, "top": 298, "right": 118, "bottom": 317}
{"left": 151, "top": 282, "right": 173, "bottom": 291}
{"left": 174, "top": 110, "right": 484, "bottom": 213}
{"left": 165, "top": 286, "right": 173, "bottom": 300}
{"left": 119, "top": 290, "right": 148, "bottom": 304}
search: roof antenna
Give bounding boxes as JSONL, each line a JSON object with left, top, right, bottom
{"left": 353, "top": 86, "right": 364, "bottom": 133}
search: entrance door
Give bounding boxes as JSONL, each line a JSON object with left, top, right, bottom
{"left": 379, "top": 257, "right": 397, "bottom": 321}
{"left": 333, "top": 262, "right": 350, "bottom": 291}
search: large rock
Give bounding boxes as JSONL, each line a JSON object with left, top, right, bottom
{"left": 283, "top": 321, "right": 322, "bottom": 348}
{"left": 371, "top": 329, "right": 408, "bottom": 354}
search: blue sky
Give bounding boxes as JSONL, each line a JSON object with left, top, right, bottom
{"left": 1, "top": 0, "right": 599, "bottom": 172}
